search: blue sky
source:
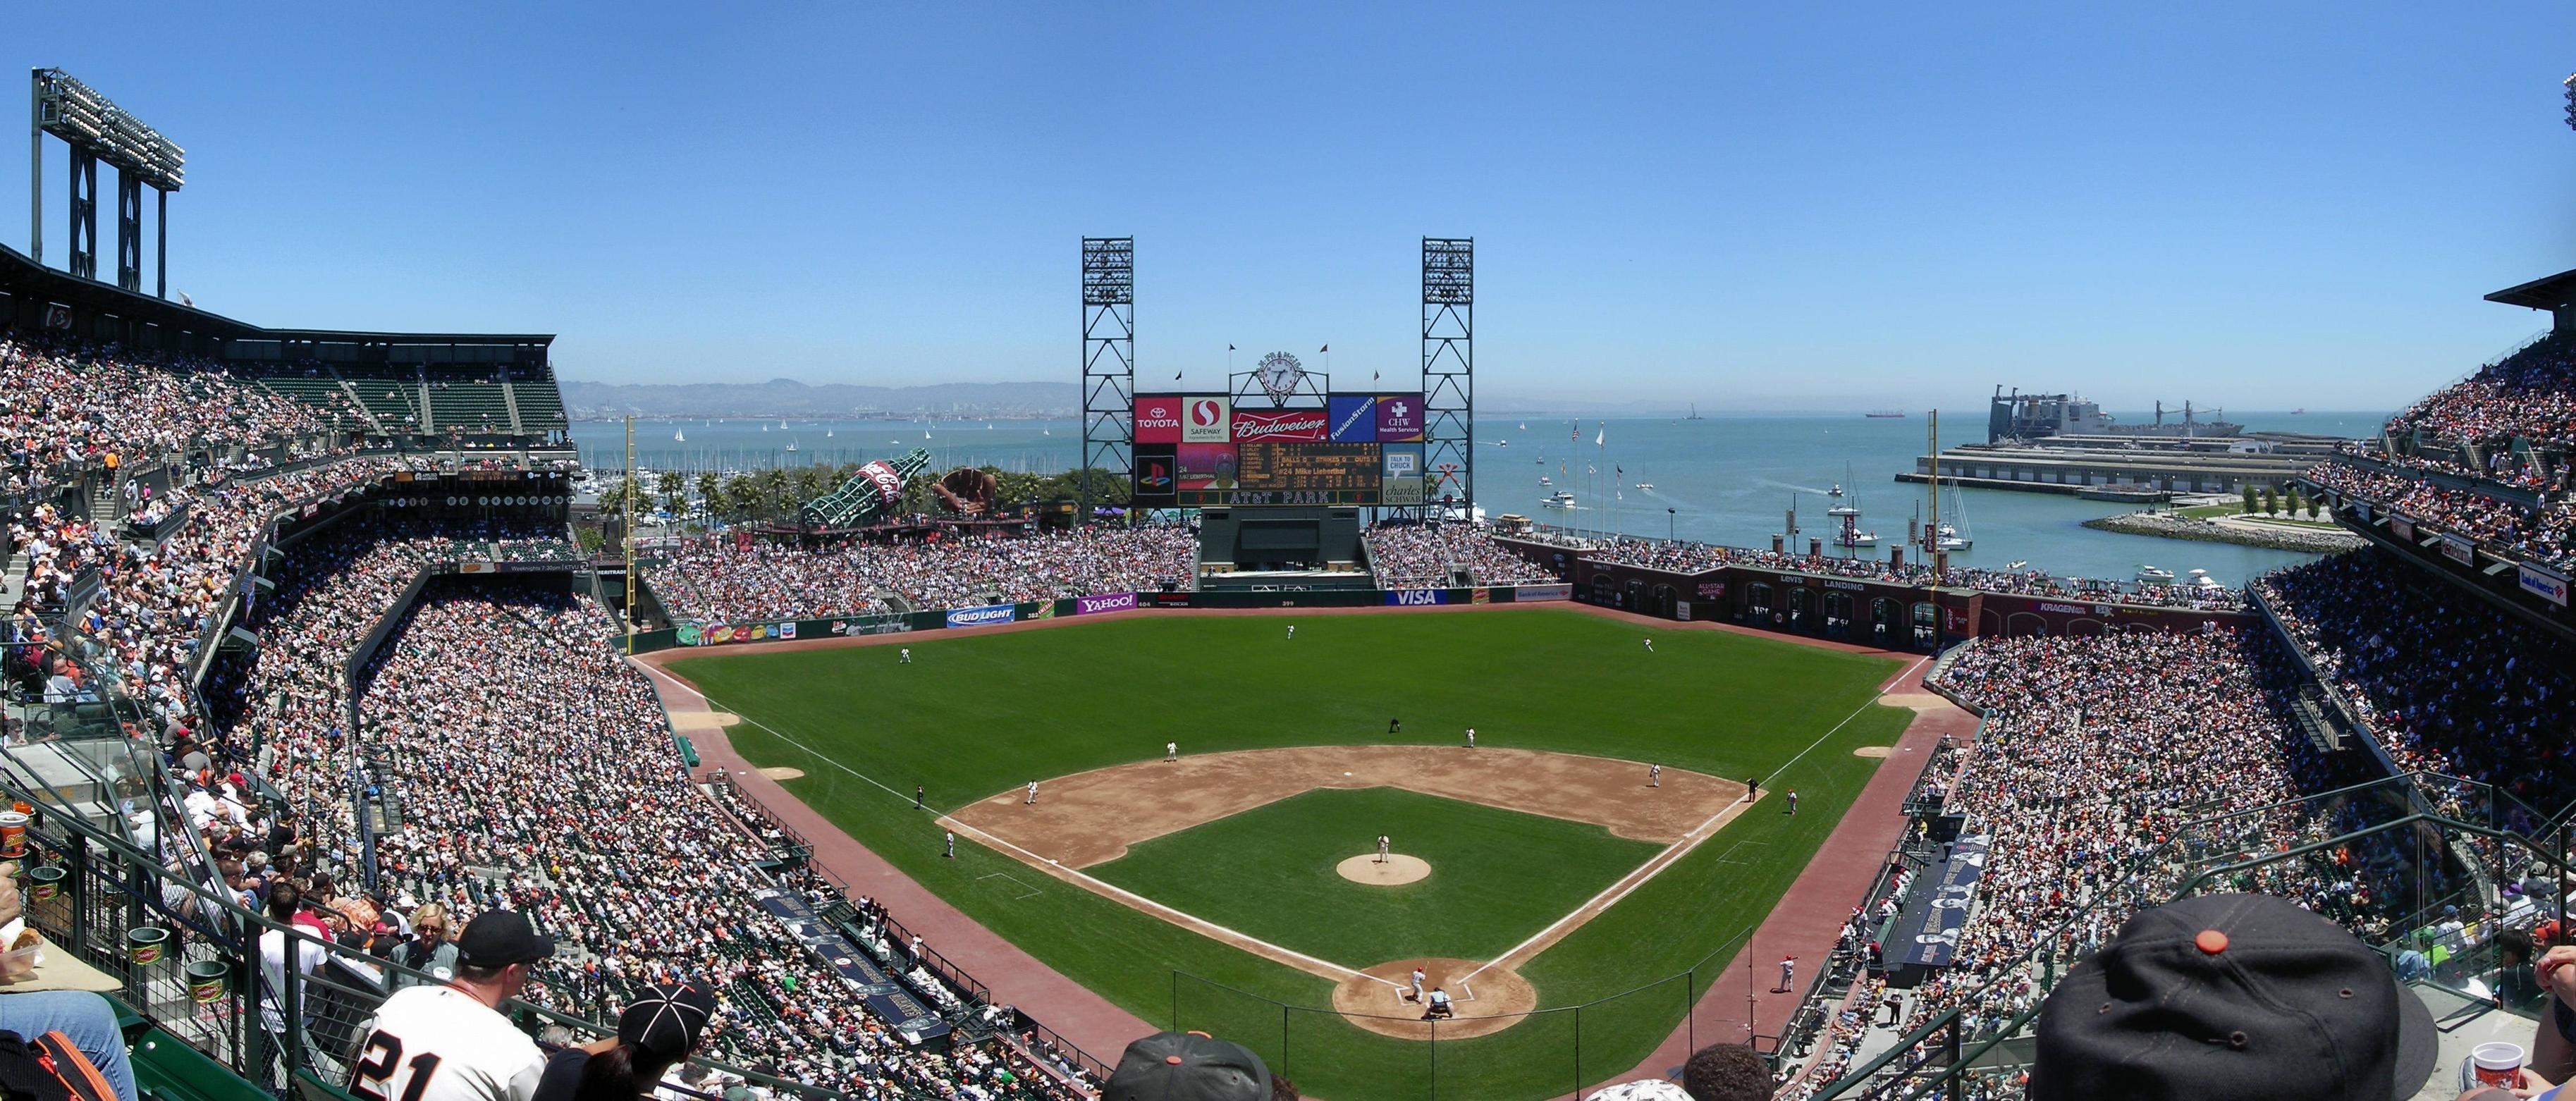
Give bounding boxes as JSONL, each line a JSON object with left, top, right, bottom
{"left": 8, "top": 2, "right": 2576, "bottom": 410}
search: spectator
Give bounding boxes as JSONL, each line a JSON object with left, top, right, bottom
{"left": 2028, "top": 893, "right": 2435, "bottom": 1101}
{"left": 532, "top": 983, "right": 718, "bottom": 1101}
{"left": 348, "top": 910, "right": 553, "bottom": 1101}
{"left": 1682, "top": 1042, "right": 1771, "bottom": 1101}
{"left": 1101, "top": 1032, "right": 1270, "bottom": 1101}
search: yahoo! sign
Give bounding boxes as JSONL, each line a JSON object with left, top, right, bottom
{"left": 1074, "top": 591, "right": 1139, "bottom": 615}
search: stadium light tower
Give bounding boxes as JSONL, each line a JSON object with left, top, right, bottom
{"left": 30, "top": 68, "right": 185, "bottom": 295}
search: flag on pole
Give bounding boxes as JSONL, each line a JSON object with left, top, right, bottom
{"left": 1319, "top": 344, "right": 1329, "bottom": 353}
{"left": 1228, "top": 344, "right": 1236, "bottom": 350}
{"left": 1595, "top": 427, "right": 1605, "bottom": 446}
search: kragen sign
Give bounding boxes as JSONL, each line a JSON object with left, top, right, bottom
{"left": 946, "top": 604, "right": 1019, "bottom": 628}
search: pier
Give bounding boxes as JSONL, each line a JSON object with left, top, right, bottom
{"left": 1898, "top": 433, "right": 2338, "bottom": 496}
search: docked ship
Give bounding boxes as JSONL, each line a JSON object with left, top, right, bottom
{"left": 1987, "top": 387, "right": 2243, "bottom": 443}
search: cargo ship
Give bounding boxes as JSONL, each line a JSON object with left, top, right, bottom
{"left": 1865, "top": 410, "right": 1906, "bottom": 418}
{"left": 1987, "top": 387, "right": 2242, "bottom": 443}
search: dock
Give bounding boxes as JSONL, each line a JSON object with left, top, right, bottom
{"left": 1897, "top": 433, "right": 2338, "bottom": 496}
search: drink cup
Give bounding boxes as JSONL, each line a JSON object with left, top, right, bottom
{"left": 125, "top": 926, "right": 168, "bottom": 966}
{"left": 0, "top": 812, "right": 28, "bottom": 859}
{"left": 2473, "top": 1042, "right": 2525, "bottom": 1088}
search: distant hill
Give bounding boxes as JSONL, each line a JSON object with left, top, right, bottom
{"left": 560, "top": 378, "right": 1077, "bottom": 419}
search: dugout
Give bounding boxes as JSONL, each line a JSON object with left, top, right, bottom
{"left": 1198, "top": 507, "right": 1361, "bottom": 573}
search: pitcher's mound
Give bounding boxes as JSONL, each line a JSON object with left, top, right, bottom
{"left": 1851, "top": 746, "right": 1893, "bottom": 758}
{"left": 1337, "top": 854, "right": 1430, "bottom": 885}
{"left": 760, "top": 767, "right": 806, "bottom": 780}
{"left": 1331, "top": 959, "right": 1536, "bottom": 1040}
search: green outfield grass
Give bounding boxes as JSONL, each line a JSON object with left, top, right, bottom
{"left": 671, "top": 608, "right": 1915, "bottom": 1101}
{"left": 1088, "top": 787, "right": 1663, "bottom": 964}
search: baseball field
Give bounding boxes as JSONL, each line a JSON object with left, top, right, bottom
{"left": 666, "top": 607, "right": 1915, "bottom": 1101}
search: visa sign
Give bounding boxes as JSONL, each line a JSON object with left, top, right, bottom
{"left": 1385, "top": 588, "right": 1449, "bottom": 606}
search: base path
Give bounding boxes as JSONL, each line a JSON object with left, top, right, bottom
{"left": 952, "top": 746, "right": 1741, "bottom": 869}
{"left": 634, "top": 660, "right": 1158, "bottom": 1059}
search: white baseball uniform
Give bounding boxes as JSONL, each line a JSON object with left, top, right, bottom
{"left": 349, "top": 985, "right": 546, "bottom": 1101}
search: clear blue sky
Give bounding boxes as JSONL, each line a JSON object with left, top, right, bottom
{"left": 9, "top": 2, "right": 2576, "bottom": 410}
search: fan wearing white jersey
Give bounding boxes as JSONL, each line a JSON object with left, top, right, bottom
{"left": 348, "top": 910, "right": 556, "bottom": 1101}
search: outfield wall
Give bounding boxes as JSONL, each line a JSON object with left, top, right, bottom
{"left": 618, "top": 584, "right": 1578, "bottom": 653}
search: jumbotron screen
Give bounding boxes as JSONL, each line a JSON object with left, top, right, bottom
{"left": 1131, "top": 393, "right": 1427, "bottom": 507}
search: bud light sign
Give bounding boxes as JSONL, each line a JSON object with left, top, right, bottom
{"left": 1074, "top": 591, "right": 1138, "bottom": 615}
{"left": 946, "top": 603, "right": 1019, "bottom": 629}
{"left": 1385, "top": 589, "right": 1449, "bottom": 606}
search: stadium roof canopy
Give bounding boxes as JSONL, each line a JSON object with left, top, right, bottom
{"left": 2486, "top": 266, "right": 2576, "bottom": 312}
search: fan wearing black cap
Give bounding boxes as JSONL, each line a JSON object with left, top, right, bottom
{"left": 348, "top": 910, "right": 556, "bottom": 1101}
{"left": 1101, "top": 1031, "right": 1271, "bottom": 1101}
{"left": 2026, "top": 893, "right": 2439, "bottom": 1101}
{"left": 532, "top": 983, "right": 718, "bottom": 1101}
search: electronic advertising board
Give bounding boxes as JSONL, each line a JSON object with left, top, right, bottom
{"left": 1133, "top": 393, "right": 1425, "bottom": 506}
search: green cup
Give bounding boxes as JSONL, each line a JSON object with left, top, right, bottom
{"left": 125, "top": 926, "right": 169, "bottom": 966}
{"left": 184, "top": 959, "right": 228, "bottom": 1004}
{"left": 23, "top": 866, "right": 63, "bottom": 903}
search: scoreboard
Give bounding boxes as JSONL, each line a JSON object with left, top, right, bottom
{"left": 1131, "top": 393, "right": 1429, "bottom": 508}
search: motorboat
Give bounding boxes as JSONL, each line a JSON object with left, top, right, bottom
{"left": 1542, "top": 491, "right": 1576, "bottom": 508}
{"left": 2138, "top": 565, "right": 2176, "bottom": 583}
{"left": 2005, "top": 560, "right": 2029, "bottom": 570}
{"left": 1633, "top": 481, "right": 1655, "bottom": 490}
{"left": 1538, "top": 476, "right": 1552, "bottom": 486}
{"left": 2187, "top": 568, "right": 2222, "bottom": 588}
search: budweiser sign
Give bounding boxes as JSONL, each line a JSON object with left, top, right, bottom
{"left": 1231, "top": 408, "right": 1329, "bottom": 442}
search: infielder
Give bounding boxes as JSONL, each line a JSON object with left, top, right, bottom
{"left": 1165, "top": 742, "right": 1178, "bottom": 763}
{"left": 900, "top": 647, "right": 912, "bottom": 663}
{"left": 1376, "top": 835, "right": 1391, "bottom": 864}
{"left": 1649, "top": 763, "right": 1661, "bottom": 787}
{"left": 1024, "top": 780, "right": 1039, "bottom": 805}
{"left": 1787, "top": 789, "right": 1799, "bottom": 815}
{"left": 1464, "top": 727, "right": 1476, "bottom": 749}
{"left": 943, "top": 830, "right": 955, "bottom": 859}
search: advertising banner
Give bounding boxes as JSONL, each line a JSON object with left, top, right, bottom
{"left": 1151, "top": 591, "right": 1194, "bottom": 607}
{"left": 1516, "top": 584, "right": 1572, "bottom": 601}
{"left": 1232, "top": 407, "right": 1330, "bottom": 443}
{"left": 1131, "top": 445, "right": 1178, "bottom": 508}
{"left": 1375, "top": 394, "right": 1425, "bottom": 441}
{"left": 2521, "top": 562, "right": 2570, "bottom": 608}
{"left": 1385, "top": 588, "right": 1449, "bottom": 606}
{"left": 1182, "top": 396, "right": 1232, "bottom": 443}
{"left": 1075, "top": 591, "right": 1139, "bottom": 615}
{"left": 829, "top": 616, "right": 912, "bottom": 636}
{"left": 2390, "top": 515, "right": 2415, "bottom": 541}
{"left": 1327, "top": 395, "right": 1379, "bottom": 442}
{"left": 1675, "top": 600, "right": 1693, "bottom": 621}
{"left": 1133, "top": 395, "right": 1186, "bottom": 444}
{"left": 1380, "top": 443, "right": 1423, "bottom": 479}
{"left": 1891, "top": 830, "right": 1992, "bottom": 968}
{"left": 1177, "top": 443, "right": 1238, "bottom": 491}
{"left": 946, "top": 603, "right": 1019, "bottom": 629}
{"left": 1696, "top": 581, "right": 1727, "bottom": 598}
{"left": 1381, "top": 476, "right": 1425, "bottom": 505}
{"left": 2440, "top": 533, "right": 2474, "bottom": 565}
{"left": 1471, "top": 587, "right": 1491, "bottom": 605}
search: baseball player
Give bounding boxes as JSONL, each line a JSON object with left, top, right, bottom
{"left": 1777, "top": 955, "right": 1798, "bottom": 992}
{"left": 1787, "top": 789, "right": 1799, "bottom": 816}
{"left": 1649, "top": 763, "right": 1661, "bottom": 787}
{"left": 1165, "top": 742, "right": 1178, "bottom": 763}
{"left": 1388, "top": 716, "right": 1402, "bottom": 734}
{"left": 1287, "top": 624, "right": 1296, "bottom": 640}
{"left": 1464, "top": 727, "right": 1476, "bottom": 749}
{"left": 1024, "top": 780, "right": 1039, "bottom": 805}
{"left": 944, "top": 830, "right": 955, "bottom": 859}
{"left": 1376, "top": 835, "right": 1391, "bottom": 864}
{"left": 1643, "top": 637, "right": 1654, "bottom": 653}
{"left": 1409, "top": 966, "right": 1427, "bottom": 1002}
{"left": 900, "top": 647, "right": 912, "bottom": 663}
{"left": 914, "top": 784, "right": 925, "bottom": 811}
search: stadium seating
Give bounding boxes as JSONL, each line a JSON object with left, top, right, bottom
{"left": 651, "top": 527, "right": 1197, "bottom": 622}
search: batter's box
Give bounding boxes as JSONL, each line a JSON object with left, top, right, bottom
{"left": 976, "top": 871, "right": 1045, "bottom": 901}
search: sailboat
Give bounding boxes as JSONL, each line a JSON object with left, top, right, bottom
{"left": 673, "top": 429, "right": 685, "bottom": 442}
{"left": 924, "top": 429, "right": 933, "bottom": 440}
{"left": 779, "top": 419, "right": 790, "bottom": 430}
{"left": 785, "top": 438, "right": 800, "bottom": 453}
{"left": 826, "top": 429, "right": 833, "bottom": 438}
{"left": 1685, "top": 403, "right": 1704, "bottom": 421}
{"left": 1932, "top": 485, "right": 1973, "bottom": 551}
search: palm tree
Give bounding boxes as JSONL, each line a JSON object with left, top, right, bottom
{"left": 658, "top": 470, "right": 686, "bottom": 519}
{"left": 695, "top": 471, "right": 719, "bottom": 516}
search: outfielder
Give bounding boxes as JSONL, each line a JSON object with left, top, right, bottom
{"left": 1643, "top": 637, "right": 1655, "bottom": 653}
{"left": 900, "top": 647, "right": 912, "bottom": 663}
{"left": 1787, "top": 789, "right": 1799, "bottom": 815}
{"left": 1024, "top": 780, "right": 1039, "bottom": 805}
{"left": 943, "top": 830, "right": 955, "bottom": 859}
{"left": 1287, "top": 624, "right": 1296, "bottom": 640}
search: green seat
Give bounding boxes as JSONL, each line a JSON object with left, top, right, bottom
{"left": 292, "top": 1069, "right": 368, "bottom": 1101}
{"left": 129, "top": 1028, "right": 272, "bottom": 1101}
